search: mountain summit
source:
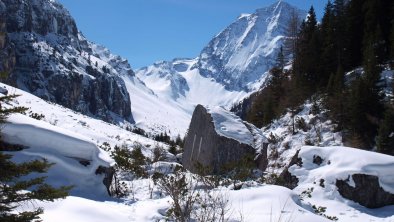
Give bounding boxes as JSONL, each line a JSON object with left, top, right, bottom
{"left": 196, "top": 1, "right": 306, "bottom": 91}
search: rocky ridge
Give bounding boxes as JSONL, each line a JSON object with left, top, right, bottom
{"left": 0, "top": 0, "right": 134, "bottom": 123}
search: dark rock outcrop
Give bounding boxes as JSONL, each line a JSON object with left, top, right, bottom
{"left": 336, "top": 174, "right": 394, "bottom": 208}
{"left": 255, "top": 142, "right": 269, "bottom": 171}
{"left": 95, "top": 166, "right": 116, "bottom": 196}
{"left": 313, "top": 155, "right": 323, "bottom": 166}
{"left": 278, "top": 150, "right": 302, "bottom": 189}
{"left": 182, "top": 105, "right": 267, "bottom": 174}
{"left": 0, "top": 1, "right": 15, "bottom": 76}
{"left": 0, "top": 0, "right": 134, "bottom": 123}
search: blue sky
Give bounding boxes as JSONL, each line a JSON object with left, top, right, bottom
{"left": 58, "top": 0, "right": 325, "bottom": 69}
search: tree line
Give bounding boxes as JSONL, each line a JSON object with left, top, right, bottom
{"left": 247, "top": 0, "right": 394, "bottom": 154}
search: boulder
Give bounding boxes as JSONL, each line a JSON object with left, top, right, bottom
{"left": 95, "top": 166, "right": 116, "bottom": 196}
{"left": 336, "top": 174, "right": 394, "bottom": 208}
{"left": 278, "top": 150, "right": 301, "bottom": 189}
{"left": 182, "top": 105, "right": 268, "bottom": 174}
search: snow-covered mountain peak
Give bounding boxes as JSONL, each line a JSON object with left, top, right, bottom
{"left": 197, "top": 1, "right": 306, "bottom": 91}
{"left": 134, "top": 2, "right": 306, "bottom": 134}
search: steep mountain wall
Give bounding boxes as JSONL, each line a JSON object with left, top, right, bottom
{"left": 0, "top": 0, "right": 134, "bottom": 123}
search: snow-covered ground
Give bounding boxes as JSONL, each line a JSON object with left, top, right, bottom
{"left": 263, "top": 101, "right": 343, "bottom": 174}
{"left": 2, "top": 83, "right": 394, "bottom": 221}
{"left": 292, "top": 146, "right": 394, "bottom": 222}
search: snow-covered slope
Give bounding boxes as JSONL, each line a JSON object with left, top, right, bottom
{"left": 0, "top": 82, "right": 174, "bottom": 198}
{"left": 3, "top": 85, "right": 394, "bottom": 221}
{"left": 135, "top": 59, "right": 248, "bottom": 136}
{"left": 0, "top": 83, "right": 165, "bottom": 150}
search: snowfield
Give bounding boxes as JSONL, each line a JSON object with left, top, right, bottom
{"left": 135, "top": 59, "right": 249, "bottom": 137}
{"left": 2, "top": 82, "right": 393, "bottom": 221}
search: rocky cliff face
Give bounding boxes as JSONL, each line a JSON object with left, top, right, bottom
{"left": 0, "top": 0, "right": 133, "bottom": 123}
{"left": 0, "top": 1, "right": 15, "bottom": 76}
{"left": 182, "top": 105, "right": 268, "bottom": 174}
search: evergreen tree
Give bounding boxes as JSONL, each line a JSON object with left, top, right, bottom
{"left": 377, "top": 107, "right": 394, "bottom": 155}
{"left": 344, "top": 0, "right": 364, "bottom": 69}
{"left": 325, "top": 65, "right": 345, "bottom": 129}
{"left": 345, "top": 43, "right": 384, "bottom": 148}
{"left": 284, "top": 8, "right": 301, "bottom": 60}
{"left": 276, "top": 46, "right": 285, "bottom": 70}
{"left": 0, "top": 95, "right": 70, "bottom": 221}
{"left": 390, "top": 9, "right": 394, "bottom": 67}
{"left": 362, "top": 0, "right": 388, "bottom": 63}
{"left": 293, "top": 6, "right": 320, "bottom": 95}
{"left": 320, "top": 0, "right": 337, "bottom": 86}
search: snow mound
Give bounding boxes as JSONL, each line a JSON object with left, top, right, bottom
{"left": 4, "top": 114, "right": 113, "bottom": 165}
{"left": 225, "top": 185, "right": 329, "bottom": 222}
{"left": 207, "top": 106, "right": 254, "bottom": 146}
{"left": 2, "top": 114, "right": 114, "bottom": 199}
{"left": 292, "top": 146, "right": 394, "bottom": 194}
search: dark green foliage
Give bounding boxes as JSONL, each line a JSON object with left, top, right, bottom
{"left": 294, "top": 6, "right": 321, "bottom": 95}
{"left": 247, "top": 66, "right": 292, "bottom": 127}
{"left": 220, "top": 154, "right": 256, "bottom": 189}
{"left": 391, "top": 7, "right": 394, "bottom": 67}
{"left": 168, "top": 144, "right": 178, "bottom": 156}
{"left": 276, "top": 46, "right": 285, "bottom": 70}
{"left": 155, "top": 168, "right": 195, "bottom": 222}
{"left": 377, "top": 107, "right": 394, "bottom": 155}
{"left": 152, "top": 145, "right": 167, "bottom": 162}
{"left": 0, "top": 153, "right": 71, "bottom": 221}
{"left": 131, "top": 127, "right": 146, "bottom": 136}
{"left": 111, "top": 143, "right": 147, "bottom": 178}
{"left": 28, "top": 111, "right": 45, "bottom": 120}
{"left": 343, "top": 42, "right": 384, "bottom": 147}
{"left": 0, "top": 95, "right": 28, "bottom": 124}
{"left": 296, "top": 117, "right": 309, "bottom": 132}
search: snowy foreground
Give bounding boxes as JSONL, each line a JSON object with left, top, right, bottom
{"left": 2, "top": 83, "right": 394, "bottom": 221}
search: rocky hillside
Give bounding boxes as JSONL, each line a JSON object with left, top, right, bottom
{"left": 0, "top": 0, "right": 134, "bottom": 123}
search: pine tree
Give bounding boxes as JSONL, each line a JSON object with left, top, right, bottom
{"left": 293, "top": 6, "right": 320, "bottom": 96}
{"left": 377, "top": 107, "right": 394, "bottom": 155}
{"left": 284, "top": 8, "right": 301, "bottom": 60}
{"left": 325, "top": 65, "right": 345, "bottom": 129}
{"left": 390, "top": 9, "right": 394, "bottom": 67}
{"left": 0, "top": 95, "right": 70, "bottom": 221}
{"left": 345, "top": 43, "right": 384, "bottom": 148}
{"left": 344, "top": 0, "right": 364, "bottom": 69}
{"left": 362, "top": 0, "right": 388, "bottom": 64}
{"left": 320, "top": 0, "right": 337, "bottom": 86}
{"left": 276, "top": 46, "right": 285, "bottom": 70}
